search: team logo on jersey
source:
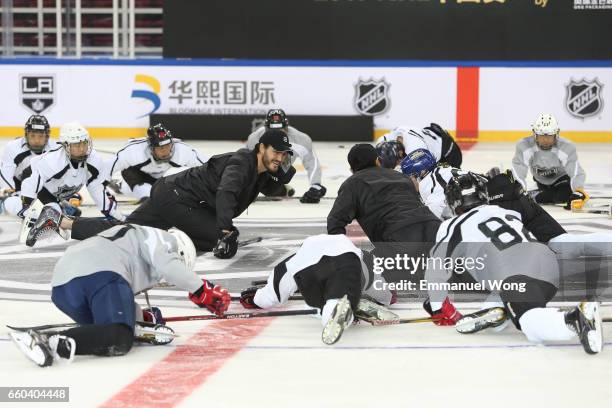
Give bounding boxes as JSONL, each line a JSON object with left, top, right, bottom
{"left": 533, "top": 165, "right": 558, "bottom": 178}
{"left": 565, "top": 78, "right": 604, "bottom": 119}
{"left": 20, "top": 75, "right": 56, "bottom": 114}
{"left": 353, "top": 78, "right": 390, "bottom": 116}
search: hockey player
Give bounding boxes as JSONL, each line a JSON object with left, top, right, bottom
{"left": 423, "top": 172, "right": 603, "bottom": 354}
{"left": 375, "top": 140, "right": 405, "bottom": 169}
{"left": 27, "top": 129, "right": 296, "bottom": 258}
{"left": 7, "top": 122, "right": 123, "bottom": 221}
{"left": 106, "top": 124, "right": 207, "bottom": 202}
{"left": 0, "top": 115, "right": 58, "bottom": 214}
{"left": 239, "top": 234, "right": 397, "bottom": 345}
{"left": 9, "top": 225, "right": 231, "bottom": 367}
{"left": 512, "top": 113, "right": 588, "bottom": 210}
{"left": 377, "top": 123, "right": 462, "bottom": 168}
{"left": 246, "top": 109, "right": 326, "bottom": 203}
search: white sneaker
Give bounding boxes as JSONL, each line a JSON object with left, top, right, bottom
{"left": 322, "top": 295, "right": 353, "bottom": 345}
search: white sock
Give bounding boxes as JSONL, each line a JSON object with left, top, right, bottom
{"left": 519, "top": 308, "right": 576, "bottom": 343}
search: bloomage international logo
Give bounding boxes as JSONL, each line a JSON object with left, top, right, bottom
{"left": 574, "top": 0, "right": 612, "bottom": 9}
{"left": 131, "top": 74, "right": 161, "bottom": 118}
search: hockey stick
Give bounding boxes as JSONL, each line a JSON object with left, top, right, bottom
{"left": 364, "top": 316, "right": 439, "bottom": 325}
{"left": 238, "top": 236, "right": 263, "bottom": 247}
{"left": 163, "top": 309, "right": 317, "bottom": 322}
{"left": 255, "top": 196, "right": 336, "bottom": 202}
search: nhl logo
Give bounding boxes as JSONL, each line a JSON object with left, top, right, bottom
{"left": 20, "top": 75, "right": 56, "bottom": 114}
{"left": 565, "top": 78, "right": 604, "bottom": 119}
{"left": 354, "top": 78, "right": 390, "bottom": 116}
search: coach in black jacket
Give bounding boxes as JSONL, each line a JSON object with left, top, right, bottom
{"left": 65, "top": 130, "right": 295, "bottom": 254}
{"left": 328, "top": 143, "right": 439, "bottom": 244}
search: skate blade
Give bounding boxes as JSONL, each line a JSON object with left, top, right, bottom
{"left": 322, "top": 297, "right": 352, "bottom": 345}
{"left": 134, "top": 325, "right": 178, "bottom": 345}
{"left": 456, "top": 308, "right": 506, "bottom": 334}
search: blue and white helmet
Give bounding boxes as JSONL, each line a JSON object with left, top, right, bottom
{"left": 400, "top": 148, "right": 437, "bottom": 180}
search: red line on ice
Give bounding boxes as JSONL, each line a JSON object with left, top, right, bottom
{"left": 101, "top": 317, "right": 273, "bottom": 408}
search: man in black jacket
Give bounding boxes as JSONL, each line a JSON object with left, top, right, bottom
{"left": 27, "top": 130, "right": 295, "bottom": 258}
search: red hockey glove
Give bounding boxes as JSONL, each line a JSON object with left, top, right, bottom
{"left": 188, "top": 279, "right": 231, "bottom": 316}
{"left": 239, "top": 286, "right": 262, "bottom": 310}
{"left": 423, "top": 297, "right": 463, "bottom": 326}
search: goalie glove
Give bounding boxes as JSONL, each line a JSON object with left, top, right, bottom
{"left": 423, "top": 297, "right": 463, "bottom": 326}
{"left": 188, "top": 279, "right": 231, "bottom": 316}
{"left": 300, "top": 184, "right": 327, "bottom": 204}
{"left": 566, "top": 188, "right": 589, "bottom": 211}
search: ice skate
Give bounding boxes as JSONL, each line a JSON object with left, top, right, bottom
{"left": 322, "top": 295, "right": 353, "bottom": 345}
{"left": 25, "top": 204, "right": 63, "bottom": 247}
{"left": 134, "top": 323, "right": 177, "bottom": 345}
{"left": 355, "top": 297, "right": 399, "bottom": 324}
{"left": 455, "top": 307, "right": 507, "bottom": 334}
{"left": 565, "top": 302, "right": 603, "bottom": 355}
{"left": 10, "top": 330, "right": 75, "bottom": 367}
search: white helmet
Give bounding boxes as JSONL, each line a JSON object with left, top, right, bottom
{"left": 532, "top": 113, "right": 560, "bottom": 137}
{"left": 168, "top": 228, "right": 196, "bottom": 272}
{"left": 59, "top": 122, "right": 92, "bottom": 162}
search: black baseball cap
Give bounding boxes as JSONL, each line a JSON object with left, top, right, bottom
{"left": 348, "top": 143, "right": 378, "bottom": 172}
{"left": 259, "top": 129, "right": 293, "bottom": 155}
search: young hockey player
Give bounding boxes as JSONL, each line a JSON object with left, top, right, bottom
{"left": 239, "top": 234, "right": 397, "bottom": 345}
{"left": 375, "top": 140, "right": 405, "bottom": 169}
{"left": 0, "top": 115, "right": 58, "bottom": 215}
{"left": 422, "top": 172, "right": 603, "bottom": 354}
{"left": 27, "top": 129, "right": 296, "bottom": 258}
{"left": 512, "top": 113, "right": 588, "bottom": 210}
{"left": 106, "top": 124, "right": 207, "bottom": 202}
{"left": 10, "top": 122, "right": 124, "bottom": 221}
{"left": 10, "top": 226, "right": 231, "bottom": 367}
{"left": 246, "top": 109, "right": 326, "bottom": 203}
{"left": 377, "top": 123, "right": 462, "bottom": 168}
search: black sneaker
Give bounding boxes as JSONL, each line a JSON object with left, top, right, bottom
{"left": 26, "top": 204, "right": 62, "bottom": 247}
{"left": 455, "top": 307, "right": 507, "bottom": 334}
{"left": 565, "top": 302, "right": 603, "bottom": 355}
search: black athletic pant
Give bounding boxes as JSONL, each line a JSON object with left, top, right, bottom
{"left": 293, "top": 253, "right": 363, "bottom": 311}
{"left": 534, "top": 175, "right": 572, "bottom": 205}
{"left": 121, "top": 168, "right": 157, "bottom": 189}
{"left": 72, "top": 179, "right": 220, "bottom": 251}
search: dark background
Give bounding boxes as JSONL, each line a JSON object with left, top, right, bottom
{"left": 151, "top": 114, "right": 374, "bottom": 141}
{"left": 163, "top": 0, "right": 612, "bottom": 60}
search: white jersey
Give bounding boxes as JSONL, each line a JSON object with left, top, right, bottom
{"left": 20, "top": 146, "right": 123, "bottom": 219}
{"left": 0, "top": 137, "right": 58, "bottom": 190}
{"left": 386, "top": 126, "right": 444, "bottom": 162}
{"left": 254, "top": 234, "right": 390, "bottom": 308}
{"left": 106, "top": 138, "right": 207, "bottom": 181}
{"left": 418, "top": 166, "right": 457, "bottom": 220}
{"left": 246, "top": 126, "right": 322, "bottom": 185}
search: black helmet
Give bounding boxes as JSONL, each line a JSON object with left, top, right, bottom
{"left": 444, "top": 170, "right": 489, "bottom": 215}
{"left": 24, "top": 115, "right": 50, "bottom": 153}
{"left": 264, "top": 109, "right": 289, "bottom": 129}
{"left": 147, "top": 123, "right": 174, "bottom": 162}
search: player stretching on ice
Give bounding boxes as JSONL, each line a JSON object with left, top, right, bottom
{"left": 422, "top": 171, "right": 603, "bottom": 354}
{"left": 239, "top": 234, "right": 397, "bottom": 345}
{"left": 10, "top": 226, "right": 231, "bottom": 367}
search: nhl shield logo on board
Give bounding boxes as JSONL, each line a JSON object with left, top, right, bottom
{"left": 20, "top": 75, "right": 56, "bottom": 114}
{"left": 354, "top": 78, "right": 390, "bottom": 116}
{"left": 565, "top": 78, "right": 604, "bottom": 119}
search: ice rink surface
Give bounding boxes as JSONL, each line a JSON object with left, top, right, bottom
{"left": 1, "top": 139, "right": 612, "bottom": 408}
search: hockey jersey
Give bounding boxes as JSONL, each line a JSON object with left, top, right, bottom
{"left": 246, "top": 126, "right": 322, "bottom": 186}
{"left": 20, "top": 146, "right": 123, "bottom": 219}
{"left": 0, "top": 137, "right": 58, "bottom": 190}
{"left": 106, "top": 138, "right": 207, "bottom": 181}
{"left": 512, "top": 136, "right": 585, "bottom": 190}
{"left": 381, "top": 126, "right": 445, "bottom": 162}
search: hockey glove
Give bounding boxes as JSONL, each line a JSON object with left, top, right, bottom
{"left": 300, "top": 184, "right": 327, "bottom": 204}
{"left": 68, "top": 193, "right": 83, "bottom": 207}
{"left": 142, "top": 307, "right": 165, "bottom": 325}
{"left": 240, "top": 286, "right": 262, "bottom": 309}
{"left": 565, "top": 188, "right": 589, "bottom": 211}
{"left": 423, "top": 297, "right": 463, "bottom": 326}
{"left": 213, "top": 227, "right": 239, "bottom": 259}
{"left": 188, "top": 279, "right": 231, "bottom": 316}
{"left": 60, "top": 200, "right": 82, "bottom": 217}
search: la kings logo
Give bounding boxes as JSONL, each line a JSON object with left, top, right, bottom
{"left": 20, "top": 75, "right": 56, "bottom": 114}
{"left": 565, "top": 78, "right": 604, "bottom": 119}
{"left": 354, "top": 78, "right": 390, "bottom": 116}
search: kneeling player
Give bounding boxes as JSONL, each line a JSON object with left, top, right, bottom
{"left": 239, "top": 234, "right": 397, "bottom": 345}
{"left": 423, "top": 172, "right": 603, "bottom": 354}
{"left": 10, "top": 225, "right": 231, "bottom": 367}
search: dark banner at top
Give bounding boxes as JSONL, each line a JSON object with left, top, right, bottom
{"left": 163, "top": 0, "right": 612, "bottom": 60}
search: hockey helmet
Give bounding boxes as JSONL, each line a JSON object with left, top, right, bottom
{"left": 168, "top": 228, "right": 197, "bottom": 272}
{"left": 147, "top": 123, "right": 174, "bottom": 162}
{"left": 24, "top": 114, "right": 50, "bottom": 153}
{"left": 59, "top": 122, "right": 92, "bottom": 163}
{"left": 444, "top": 171, "right": 489, "bottom": 215}
{"left": 400, "top": 148, "right": 437, "bottom": 180}
{"left": 532, "top": 113, "right": 559, "bottom": 150}
{"left": 375, "top": 140, "right": 403, "bottom": 169}
{"left": 264, "top": 109, "right": 289, "bottom": 129}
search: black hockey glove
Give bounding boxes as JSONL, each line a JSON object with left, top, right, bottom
{"left": 300, "top": 184, "right": 327, "bottom": 204}
{"left": 240, "top": 286, "right": 262, "bottom": 309}
{"left": 213, "top": 227, "right": 239, "bottom": 259}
